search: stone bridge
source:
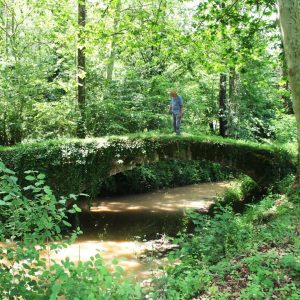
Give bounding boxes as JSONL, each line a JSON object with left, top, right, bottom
{"left": 0, "top": 134, "right": 295, "bottom": 196}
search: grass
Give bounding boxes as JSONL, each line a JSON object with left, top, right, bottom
{"left": 0, "top": 130, "right": 294, "bottom": 154}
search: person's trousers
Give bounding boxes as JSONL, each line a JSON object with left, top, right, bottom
{"left": 172, "top": 113, "right": 182, "bottom": 135}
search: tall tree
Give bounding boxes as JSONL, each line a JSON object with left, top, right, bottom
{"left": 194, "top": 0, "right": 277, "bottom": 137}
{"left": 278, "top": 0, "right": 300, "bottom": 183}
{"left": 219, "top": 73, "right": 227, "bottom": 137}
{"left": 77, "top": 0, "right": 86, "bottom": 138}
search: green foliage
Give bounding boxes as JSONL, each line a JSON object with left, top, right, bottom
{"left": 191, "top": 207, "right": 253, "bottom": 263}
{"left": 241, "top": 176, "right": 258, "bottom": 196}
{"left": 222, "top": 188, "right": 242, "bottom": 205}
{"left": 0, "top": 0, "right": 295, "bottom": 147}
{"left": 0, "top": 163, "right": 142, "bottom": 299}
{"left": 0, "top": 161, "right": 76, "bottom": 243}
{"left": 150, "top": 178, "right": 300, "bottom": 299}
{"left": 271, "top": 114, "right": 297, "bottom": 144}
{"left": 212, "top": 176, "right": 258, "bottom": 210}
{"left": 44, "top": 256, "right": 142, "bottom": 300}
{"left": 0, "top": 0, "right": 298, "bottom": 298}
{"left": 100, "top": 160, "right": 235, "bottom": 195}
{"left": 239, "top": 253, "right": 300, "bottom": 300}
{"left": 26, "top": 101, "right": 78, "bottom": 140}
{"left": 150, "top": 265, "right": 212, "bottom": 300}
{"left": 275, "top": 174, "right": 296, "bottom": 194}
{"left": 228, "top": 59, "right": 283, "bottom": 142}
{"left": 85, "top": 77, "right": 170, "bottom": 136}
{"left": 0, "top": 134, "right": 294, "bottom": 197}
{"left": 1, "top": 251, "right": 142, "bottom": 299}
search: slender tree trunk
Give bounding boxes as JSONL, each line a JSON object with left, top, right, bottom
{"left": 227, "top": 67, "right": 236, "bottom": 136}
{"left": 77, "top": 0, "right": 86, "bottom": 138}
{"left": 229, "top": 68, "right": 235, "bottom": 101}
{"left": 217, "top": 2, "right": 228, "bottom": 137}
{"left": 1, "top": 3, "right": 8, "bottom": 145}
{"left": 278, "top": 0, "right": 300, "bottom": 184}
{"left": 0, "top": 111, "right": 8, "bottom": 146}
{"left": 106, "top": 0, "right": 121, "bottom": 81}
{"left": 2, "top": 2, "right": 9, "bottom": 57}
{"left": 219, "top": 73, "right": 227, "bottom": 137}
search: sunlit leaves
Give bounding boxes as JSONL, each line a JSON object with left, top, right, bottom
{"left": 0, "top": 163, "right": 80, "bottom": 243}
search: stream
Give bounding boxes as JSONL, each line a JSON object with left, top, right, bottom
{"left": 51, "top": 182, "right": 229, "bottom": 281}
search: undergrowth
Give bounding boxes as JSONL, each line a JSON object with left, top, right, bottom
{"left": 0, "top": 162, "right": 142, "bottom": 299}
{"left": 149, "top": 175, "right": 300, "bottom": 299}
{"left": 0, "top": 160, "right": 299, "bottom": 299}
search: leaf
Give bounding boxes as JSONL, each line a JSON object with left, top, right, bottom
{"left": 25, "top": 175, "right": 35, "bottom": 181}
{"left": 63, "top": 220, "right": 71, "bottom": 227}
{"left": 37, "top": 174, "right": 46, "bottom": 180}
{"left": 24, "top": 185, "right": 35, "bottom": 190}
{"left": 95, "top": 253, "right": 102, "bottom": 260}
{"left": 55, "top": 225, "right": 61, "bottom": 233}
{"left": 3, "top": 194, "right": 12, "bottom": 201}
{"left": 69, "top": 194, "right": 77, "bottom": 200}
{"left": 59, "top": 197, "right": 66, "bottom": 205}
{"left": 24, "top": 170, "right": 36, "bottom": 174}
{"left": 73, "top": 204, "right": 81, "bottom": 212}
{"left": 4, "top": 168, "right": 15, "bottom": 175}
{"left": 44, "top": 186, "right": 52, "bottom": 195}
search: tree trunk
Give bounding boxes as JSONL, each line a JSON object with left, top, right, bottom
{"left": 2, "top": 1, "right": 9, "bottom": 57}
{"left": 229, "top": 68, "right": 235, "bottom": 101}
{"left": 77, "top": 0, "right": 86, "bottom": 138}
{"left": 281, "top": 53, "right": 293, "bottom": 114}
{"left": 278, "top": 0, "right": 300, "bottom": 183}
{"left": 227, "top": 67, "right": 236, "bottom": 136}
{"left": 219, "top": 73, "right": 227, "bottom": 137}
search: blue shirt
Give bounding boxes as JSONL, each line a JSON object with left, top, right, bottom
{"left": 170, "top": 95, "right": 183, "bottom": 114}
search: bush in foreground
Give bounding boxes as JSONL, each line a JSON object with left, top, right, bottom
{"left": 0, "top": 162, "right": 142, "bottom": 299}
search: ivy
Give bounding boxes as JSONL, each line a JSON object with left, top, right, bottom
{"left": 0, "top": 134, "right": 295, "bottom": 198}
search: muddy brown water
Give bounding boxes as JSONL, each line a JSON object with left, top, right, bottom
{"left": 51, "top": 182, "right": 230, "bottom": 280}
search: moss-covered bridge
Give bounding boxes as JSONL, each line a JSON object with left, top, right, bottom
{"left": 0, "top": 134, "right": 295, "bottom": 196}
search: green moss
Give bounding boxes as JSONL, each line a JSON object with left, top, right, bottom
{"left": 0, "top": 133, "right": 295, "bottom": 197}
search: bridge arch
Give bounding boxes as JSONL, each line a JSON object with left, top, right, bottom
{"left": 107, "top": 138, "right": 292, "bottom": 187}
{"left": 0, "top": 135, "right": 294, "bottom": 197}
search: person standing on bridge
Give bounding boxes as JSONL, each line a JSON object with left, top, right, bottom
{"left": 169, "top": 90, "right": 184, "bottom": 135}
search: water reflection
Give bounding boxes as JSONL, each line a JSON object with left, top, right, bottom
{"left": 51, "top": 241, "right": 145, "bottom": 271}
{"left": 53, "top": 182, "right": 230, "bottom": 279}
{"left": 89, "top": 182, "right": 228, "bottom": 213}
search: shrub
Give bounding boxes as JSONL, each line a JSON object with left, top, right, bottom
{"left": 0, "top": 163, "right": 142, "bottom": 299}
{"left": 151, "top": 176, "right": 300, "bottom": 299}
